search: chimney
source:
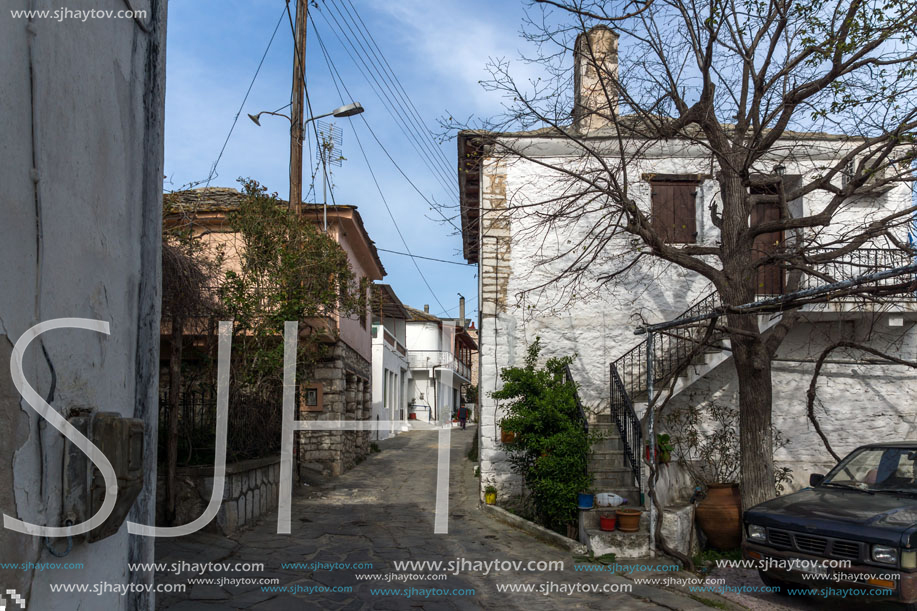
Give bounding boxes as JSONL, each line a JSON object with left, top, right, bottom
{"left": 424, "top": 304, "right": 429, "bottom": 313}
{"left": 459, "top": 295, "right": 465, "bottom": 329}
{"left": 573, "top": 26, "right": 619, "bottom": 133}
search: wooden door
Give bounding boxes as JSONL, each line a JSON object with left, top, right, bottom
{"left": 751, "top": 195, "right": 784, "bottom": 295}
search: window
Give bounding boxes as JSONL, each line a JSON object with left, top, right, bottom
{"left": 651, "top": 179, "right": 698, "bottom": 243}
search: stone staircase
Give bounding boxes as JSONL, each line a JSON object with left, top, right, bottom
{"left": 579, "top": 415, "right": 652, "bottom": 558}
{"left": 577, "top": 292, "right": 785, "bottom": 559}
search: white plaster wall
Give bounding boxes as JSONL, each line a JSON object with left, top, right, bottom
{"left": 406, "top": 321, "right": 441, "bottom": 351}
{"left": 475, "top": 144, "right": 915, "bottom": 500}
{"left": 371, "top": 340, "right": 409, "bottom": 439}
{"left": 0, "top": 1, "right": 166, "bottom": 609}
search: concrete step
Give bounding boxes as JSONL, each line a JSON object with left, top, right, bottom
{"left": 579, "top": 508, "right": 652, "bottom": 559}
{"left": 589, "top": 449, "right": 626, "bottom": 461}
{"left": 579, "top": 504, "right": 644, "bottom": 530}
{"left": 593, "top": 476, "right": 638, "bottom": 489}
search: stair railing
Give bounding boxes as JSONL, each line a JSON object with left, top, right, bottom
{"left": 607, "top": 291, "right": 723, "bottom": 497}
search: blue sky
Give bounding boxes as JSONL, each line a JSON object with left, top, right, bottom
{"left": 164, "top": 0, "right": 537, "bottom": 321}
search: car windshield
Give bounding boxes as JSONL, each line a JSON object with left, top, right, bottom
{"left": 821, "top": 447, "right": 917, "bottom": 492}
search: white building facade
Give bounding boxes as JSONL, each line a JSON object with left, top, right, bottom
{"left": 404, "top": 306, "right": 476, "bottom": 425}
{"left": 459, "top": 27, "right": 917, "bottom": 511}
{"left": 371, "top": 285, "right": 411, "bottom": 440}
{"left": 1, "top": 2, "right": 167, "bottom": 609}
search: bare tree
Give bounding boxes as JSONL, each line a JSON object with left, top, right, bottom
{"left": 454, "top": 0, "right": 917, "bottom": 508}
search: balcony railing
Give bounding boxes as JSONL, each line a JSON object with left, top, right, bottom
{"left": 795, "top": 248, "right": 915, "bottom": 299}
{"left": 372, "top": 325, "right": 407, "bottom": 356}
{"left": 407, "top": 350, "right": 472, "bottom": 380}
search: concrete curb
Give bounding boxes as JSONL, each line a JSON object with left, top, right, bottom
{"left": 480, "top": 503, "right": 588, "bottom": 554}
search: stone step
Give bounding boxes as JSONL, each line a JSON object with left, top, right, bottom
{"left": 589, "top": 449, "right": 626, "bottom": 461}
{"left": 592, "top": 476, "right": 638, "bottom": 488}
{"left": 579, "top": 505, "right": 645, "bottom": 530}
{"left": 579, "top": 508, "right": 652, "bottom": 559}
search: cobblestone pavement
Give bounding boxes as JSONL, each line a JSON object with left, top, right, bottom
{"left": 155, "top": 426, "right": 719, "bottom": 610}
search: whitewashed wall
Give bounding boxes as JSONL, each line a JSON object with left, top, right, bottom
{"left": 0, "top": 1, "right": 166, "bottom": 609}
{"left": 475, "top": 139, "right": 916, "bottom": 499}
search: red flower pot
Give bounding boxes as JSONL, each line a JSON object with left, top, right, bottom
{"left": 599, "top": 514, "right": 616, "bottom": 532}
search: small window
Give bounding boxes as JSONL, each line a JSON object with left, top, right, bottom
{"left": 651, "top": 180, "right": 698, "bottom": 243}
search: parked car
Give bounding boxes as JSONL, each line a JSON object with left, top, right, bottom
{"left": 743, "top": 442, "right": 917, "bottom": 607}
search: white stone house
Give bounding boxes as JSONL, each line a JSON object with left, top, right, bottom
{"left": 404, "top": 306, "right": 477, "bottom": 424}
{"left": 371, "top": 284, "right": 411, "bottom": 440}
{"left": 458, "top": 26, "right": 917, "bottom": 535}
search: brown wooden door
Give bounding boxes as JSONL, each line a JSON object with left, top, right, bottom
{"left": 751, "top": 197, "right": 784, "bottom": 295}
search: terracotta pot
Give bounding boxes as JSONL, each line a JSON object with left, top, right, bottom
{"left": 616, "top": 508, "right": 642, "bottom": 532}
{"left": 500, "top": 428, "right": 515, "bottom": 444}
{"left": 696, "top": 483, "right": 742, "bottom": 550}
{"left": 600, "top": 514, "right": 617, "bottom": 532}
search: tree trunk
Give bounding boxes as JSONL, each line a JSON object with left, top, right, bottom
{"left": 719, "top": 167, "right": 776, "bottom": 510}
{"left": 729, "top": 315, "right": 776, "bottom": 511}
{"left": 166, "top": 315, "right": 183, "bottom": 525}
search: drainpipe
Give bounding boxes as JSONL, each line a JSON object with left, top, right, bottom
{"left": 431, "top": 365, "right": 438, "bottom": 423}
{"left": 646, "top": 331, "right": 656, "bottom": 551}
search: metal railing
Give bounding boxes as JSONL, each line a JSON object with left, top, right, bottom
{"left": 608, "top": 291, "right": 724, "bottom": 497}
{"left": 796, "top": 248, "right": 915, "bottom": 299}
{"left": 407, "top": 350, "right": 472, "bottom": 380}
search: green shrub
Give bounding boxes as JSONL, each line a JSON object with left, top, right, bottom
{"left": 492, "top": 338, "right": 593, "bottom": 533}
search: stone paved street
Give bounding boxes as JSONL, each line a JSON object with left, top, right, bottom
{"left": 155, "top": 426, "right": 718, "bottom": 610}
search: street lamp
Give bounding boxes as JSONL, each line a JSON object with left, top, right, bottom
{"left": 248, "top": 102, "right": 364, "bottom": 129}
{"left": 248, "top": 102, "right": 364, "bottom": 226}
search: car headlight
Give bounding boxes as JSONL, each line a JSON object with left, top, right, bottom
{"left": 747, "top": 524, "right": 767, "bottom": 542}
{"left": 872, "top": 545, "right": 898, "bottom": 565}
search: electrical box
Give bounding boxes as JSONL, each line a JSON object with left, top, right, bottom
{"left": 62, "top": 411, "right": 144, "bottom": 542}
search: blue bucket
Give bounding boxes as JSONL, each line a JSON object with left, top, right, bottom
{"left": 577, "top": 493, "right": 594, "bottom": 509}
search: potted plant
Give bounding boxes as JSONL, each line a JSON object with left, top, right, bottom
{"left": 500, "top": 424, "right": 515, "bottom": 444}
{"left": 577, "top": 490, "right": 595, "bottom": 509}
{"left": 663, "top": 404, "right": 794, "bottom": 550}
{"left": 657, "top": 433, "right": 673, "bottom": 464}
{"left": 599, "top": 513, "right": 617, "bottom": 531}
{"left": 615, "top": 508, "right": 642, "bottom": 532}
{"left": 484, "top": 484, "right": 497, "bottom": 505}
{"left": 645, "top": 433, "right": 674, "bottom": 464}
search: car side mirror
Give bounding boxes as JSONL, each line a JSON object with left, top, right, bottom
{"left": 809, "top": 473, "right": 825, "bottom": 487}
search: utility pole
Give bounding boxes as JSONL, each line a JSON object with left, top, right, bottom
{"left": 289, "top": 0, "right": 307, "bottom": 216}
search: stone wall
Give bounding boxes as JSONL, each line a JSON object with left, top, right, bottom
{"left": 299, "top": 340, "right": 372, "bottom": 477}
{"left": 157, "top": 456, "right": 280, "bottom": 536}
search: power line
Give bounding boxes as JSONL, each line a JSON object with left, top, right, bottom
{"left": 327, "top": 0, "right": 456, "bottom": 188}
{"left": 336, "top": 0, "right": 456, "bottom": 179}
{"left": 312, "top": 21, "right": 448, "bottom": 315}
{"left": 377, "top": 247, "right": 475, "bottom": 267}
{"left": 314, "top": 4, "right": 456, "bottom": 200}
{"left": 205, "top": 5, "right": 285, "bottom": 188}
{"left": 285, "top": 1, "right": 337, "bottom": 208}
{"left": 310, "top": 15, "right": 461, "bottom": 232}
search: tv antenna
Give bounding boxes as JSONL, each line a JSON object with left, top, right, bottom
{"left": 316, "top": 121, "right": 343, "bottom": 231}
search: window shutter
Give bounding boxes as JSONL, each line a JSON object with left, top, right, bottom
{"left": 651, "top": 180, "right": 697, "bottom": 243}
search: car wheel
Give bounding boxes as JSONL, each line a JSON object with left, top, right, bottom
{"left": 757, "top": 569, "right": 798, "bottom": 596}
